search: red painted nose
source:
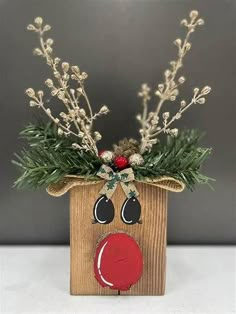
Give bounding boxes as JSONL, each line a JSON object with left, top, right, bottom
{"left": 94, "top": 232, "right": 143, "bottom": 291}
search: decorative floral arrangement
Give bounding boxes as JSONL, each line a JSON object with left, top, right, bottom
{"left": 13, "top": 11, "right": 213, "bottom": 191}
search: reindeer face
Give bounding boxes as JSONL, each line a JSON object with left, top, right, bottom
{"left": 93, "top": 195, "right": 143, "bottom": 291}
{"left": 70, "top": 181, "right": 168, "bottom": 295}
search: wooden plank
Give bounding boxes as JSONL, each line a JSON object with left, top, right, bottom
{"left": 122, "top": 183, "right": 167, "bottom": 295}
{"left": 70, "top": 181, "right": 167, "bottom": 296}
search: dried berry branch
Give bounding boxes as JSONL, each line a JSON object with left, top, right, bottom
{"left": 137, "top": 10, "right": 211, "bottom": 153}
{"left": 26, "top": 17, "right": 109, "bottom": 155}
{"left": 150, "top": 86, "right": 211, "bottom": 138}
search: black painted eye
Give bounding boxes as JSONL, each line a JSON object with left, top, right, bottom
{"left": 93, "top": 195, "right": 115, "bottom": 224}
{"left": 120, "top": 197, "right": 141, "bottom": 225}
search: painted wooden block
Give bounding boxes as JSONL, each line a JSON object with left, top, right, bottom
{"left": 70, "top": 181, "right": 167, "bottom": 296}
{"left": 14, "top": 10, "right": 212, "bottom": 299}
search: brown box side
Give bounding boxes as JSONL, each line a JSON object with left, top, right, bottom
{"left": 70, "top": 182, "right": 167, "bottom": 296}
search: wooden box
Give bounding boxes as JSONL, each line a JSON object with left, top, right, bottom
{"left": 70, "top": 181, "right": 167, "bottom": 296}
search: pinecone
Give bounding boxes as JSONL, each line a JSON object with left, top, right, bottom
{"left": 113, "top": 138, "right": 139, "bottom": 158}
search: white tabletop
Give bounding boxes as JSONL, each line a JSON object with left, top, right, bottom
{"left": 0, "top": 246, "right": 235, "bottom": 314}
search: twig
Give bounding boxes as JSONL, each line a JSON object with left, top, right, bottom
{"left": 25, "top": 17, "right": 109, "bottom": 155}
{"left": 137, "top": 10, "right": 210, "bottom": 154}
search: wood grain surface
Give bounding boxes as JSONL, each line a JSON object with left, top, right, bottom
{"left": 70, "top": 182, "right": 167, "bottom": 296}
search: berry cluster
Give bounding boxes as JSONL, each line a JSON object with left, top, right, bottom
{"left": 99, "top": 151, "right": 144, "bottom": 170}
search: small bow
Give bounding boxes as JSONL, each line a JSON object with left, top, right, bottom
{"left": 97, "top": 165, "right": 139, "bottom": 199}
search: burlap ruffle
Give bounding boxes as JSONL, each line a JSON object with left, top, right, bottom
{"left": 46, "top": 175, "right": 185, "bottom": 197}
{"left": 137, "top": 177, "right": 185, "bottom": 193}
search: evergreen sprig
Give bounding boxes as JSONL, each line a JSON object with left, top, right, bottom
{"left": 13, "top": 122, "right": 212, "bottom": 190}
{"left": 13, "top": 122, "right": 101, "bottom": 189}
{"left": 134, "top": 129, "right": 213, "bottom": 190}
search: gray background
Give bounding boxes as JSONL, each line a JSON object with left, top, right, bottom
{"left": 0, "top": 0, "right": 235, "bottom": 244}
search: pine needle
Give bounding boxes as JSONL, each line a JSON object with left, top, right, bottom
{"left": 13, "top": 123, "right": 213, "bottom": 190}
{"left": 134, "top": 129, "right": 213, "bottom": 190}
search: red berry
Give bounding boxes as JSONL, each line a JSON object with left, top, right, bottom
{"left": 114, "top": 155, "right": 129, "bottom": 169}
